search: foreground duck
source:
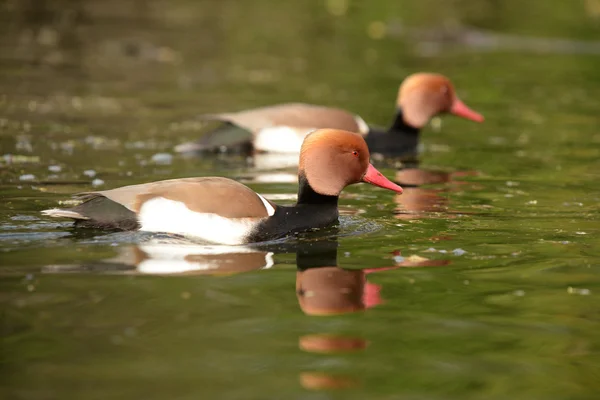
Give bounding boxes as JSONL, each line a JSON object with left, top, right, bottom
{"left": 42, "top": 129, "right": 403, "bottom": 244}
{"left": 175, "top": 72, "right": 484, "bottom": 157}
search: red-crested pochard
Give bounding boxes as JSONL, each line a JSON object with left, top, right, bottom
{"left": 175, "top": 72, "right": 484, "bottom": 157}
{"left": 42, "top": 129, "right": 403, "bottom": 245}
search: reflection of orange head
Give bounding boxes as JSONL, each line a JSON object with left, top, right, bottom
{"left": 296, "top": 267, "right": 384, "bottom": 315}
{"left": 296, "top": 267, "right": 365, "bottom": 316}
{"left": 395, "top": 168, "right": 450, "bottom": 186}
{"left": 394, "top": 187, "right": 448, "bottom": 217}
{"left": 299, "top": 372, "right": 359, "bottom": 390}
{"left": 299, "top": 334, "right": 368, "bottom": 354}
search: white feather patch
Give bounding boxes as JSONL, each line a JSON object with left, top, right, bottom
{"left": 252, "top": 152, "right": 300, "bottom": 170}
{"left": 138, "top": 197, "right": 263, "bottom": 245}
{"left": 136, "top": 243, "right": 274, "bottom": 274}
{"left": 254, "top": 126, "right": 311, "bottom": 153}
{"left": 256, "top": 193, "right": 276, "bottom": 216}
{"left": 354, "top": 115, "right": 369, "bottom": 135}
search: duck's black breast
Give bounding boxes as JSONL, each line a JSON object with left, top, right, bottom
{"left": 247, "top": 174, "right": 340, "bottom": 243}
{"left": 248, "top": 203, "right": 340, "bottom": 243}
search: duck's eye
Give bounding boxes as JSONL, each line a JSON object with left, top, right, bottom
{"left": 352, "top": 150, "right": 359, "bottom": 157}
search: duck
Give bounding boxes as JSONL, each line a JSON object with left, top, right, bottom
{"left": 41, "top": 129, "right": 403, "bottom": 245}
{"left": 174, "top": 72, "right": 484, "bottom": 159}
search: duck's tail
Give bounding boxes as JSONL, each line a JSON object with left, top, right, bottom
{"left": 174, "top": 122, "right": 254, "bottom": 154}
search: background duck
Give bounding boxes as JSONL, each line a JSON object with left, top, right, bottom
{"left": 175, "top": 72, "right": 483, "bottom": 160}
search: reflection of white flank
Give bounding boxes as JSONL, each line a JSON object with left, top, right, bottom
{"left": 137, "top": 259, "right": 218, "bottom": 274}
{"left": 263, "top": 253, "right": 274, "bottom": 269}
{"left": 136, "top": 243, "right": 274, "bottom": 275}
{"left": 138, "top": 243, "right": 261, "bottom": 256}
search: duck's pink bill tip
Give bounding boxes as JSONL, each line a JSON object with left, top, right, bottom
{"left": 451, "top": 98, "right": 485, "bottom": 123}
{"left": 362, "top": 164, "right": 403, "bottom": 194}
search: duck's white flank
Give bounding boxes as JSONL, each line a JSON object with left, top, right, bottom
{"left": 354, "top": 115, "right": 369, "bottom": 135}
{"left": 138, "top": 197, "right": 267, "bottom": 245}
{"left": 254, "top": 126, "right": 310, "bottom": 153}
{"left": 136, "top": 243, "right": 274, "bottom": 274}
{"left": 253, "top": 153, "right": 300, "bottom": 170}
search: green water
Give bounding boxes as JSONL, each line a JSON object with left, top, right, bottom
{"left": 2, "top": 1, "right": 600, "bottom": 399}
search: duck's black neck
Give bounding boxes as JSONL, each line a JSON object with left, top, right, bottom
{"left": 296, "top": 173, "right": 339, "bottom": 206}
{"left": 387, "top": 108, "right": 420, "bottom": 135}
{"left": 248, "top": 173, "right": 340, "bottom": 242}
{"left": 365, "top": 108, "right": 421, "bottom": 158}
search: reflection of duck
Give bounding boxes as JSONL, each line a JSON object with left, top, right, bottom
{"left": 294, "top": 238, "right": 405, "bottom": 316}
{"left": 299, "top": 334, "right": 368, "bottom": 354}
{"left": 175, "top": 73, "right": 483, "bottom": 159}
{"left": 393, "top": 167, "right": 480, "bottom": 219}
{"left": 132, "top": 243, "right": 273, "bottom": 275}
{"left": 42, "top": 240, "right": 274, "bottom": 276}
{"left": 299, "top": 372, "right": 359, "bottom": 391}
{"left": 42, "top": 129, "right": 402, "bottom": 244}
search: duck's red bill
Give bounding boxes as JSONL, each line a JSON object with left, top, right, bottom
{"left": 362, "top": 164, "right": 403, "bottom": 194}
{"left": 450, "top": 98, "right": 485, "bottom": 122}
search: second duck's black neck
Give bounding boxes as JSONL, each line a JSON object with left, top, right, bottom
{"left": 387, "top": 107, "right": 420, "bottom": 136}
{"left": 365, "top": 108, "right": 421, "bottom": 159}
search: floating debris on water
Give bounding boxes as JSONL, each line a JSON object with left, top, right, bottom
{"left": 568, "top": 287, "right": 591, "bottom": 295}
{"left": 19, "top": 174, "right": 36, "bottom": 181}
{"left": 513, "top": 290, "right": 526, "bottom": 296}
{"left": 83, "top": 169, "right": 96, "bottom": 178}
{"left": 151, "top": 152, "right": 173, "bottom": 165}
{"left": 11, "top": 215, "right": 39, "bottom": 221}
{"left": 48, "top": 165, "right": 62, "bottom": 172}
{"left": 91, "top": 178, "right": 105, "bottom": 187}
{"left": 123, "top": 327, "right": 137, "bottom": 337}
{"left": 452, "top": 248, "right": 467, "bottom": 256}
{"left": 2, "top": 154, "right": 41, "bottom": 164}
{"left": 526, "top": 200, "right": 538, "bottom": 205}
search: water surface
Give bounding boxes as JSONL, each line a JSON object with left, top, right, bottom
{"left": 1, "top": 1, "right": 600, "bottom": 399}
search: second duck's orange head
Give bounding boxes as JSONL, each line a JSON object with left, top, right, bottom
{"left": 299, "top": 129, "right": 403, "bottom": 196}
{"left": 397, "top": 73, "right": 484, "bottom": 128}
